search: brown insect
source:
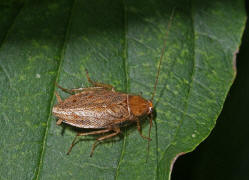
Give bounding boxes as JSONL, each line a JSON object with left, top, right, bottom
{"left": 52, "top": 11, "right": 174, "bottom": 157}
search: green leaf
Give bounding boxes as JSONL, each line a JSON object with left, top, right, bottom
{"left": 0, "top": 0, "right": 246, "bottom": 180}
{"left": 172, "top": 18, "right": 249, "bottom": 180}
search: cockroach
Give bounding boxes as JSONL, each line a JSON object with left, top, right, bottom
{"left": 52, "top": 10, "right": 174, "bottom": 157}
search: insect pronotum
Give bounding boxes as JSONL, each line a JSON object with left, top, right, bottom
{"left": 52, "top": 10, "right": 174, "bottom": 157}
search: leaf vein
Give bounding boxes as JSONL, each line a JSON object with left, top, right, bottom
{"left": 34, "top": 0, "right": 75, "bottom": 179}
{"left": 157, "top": 4, "right": 197, "bottom": 179}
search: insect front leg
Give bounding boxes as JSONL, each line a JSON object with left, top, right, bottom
{"left": 90, "top": 127, "right": 120, "bottom": 157}
{"left": 85, "top": 69, "right": 115, "bottom": 91}
{"left": 136, "top": 120, "right": 152, "bottom": 141}
{"left": 67, "top": 129, "right": 112, "bottom": 155}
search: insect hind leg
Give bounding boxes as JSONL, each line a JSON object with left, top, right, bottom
{"left": 66, "top": 129, "right": 112, "bottom": 155}
{"left": 90, "top": 128, "right": 120, "bottom": 157}
{"left": 55, "top": 92, "right": 62, "bottom": 102}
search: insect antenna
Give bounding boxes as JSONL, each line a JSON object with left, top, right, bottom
{"left": 147, "top": 8, "right": 175, "bottom": 161}
{"left": 150, "top": 8, "right": 175, "bottom": 102}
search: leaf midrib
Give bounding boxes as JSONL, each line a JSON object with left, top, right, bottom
{"left": 115, "top": 0, "right": 129, "bottom": 178}
{"left": 34, "top": 0, "right": 76, "bottom": 179}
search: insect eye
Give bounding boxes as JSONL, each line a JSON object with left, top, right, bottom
{"left": 149, "top": 107, "right": 152, "bottom": 113}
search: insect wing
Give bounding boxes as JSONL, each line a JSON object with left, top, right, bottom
{"left": 54, "top": 90, "right": 130, "bottom": 128}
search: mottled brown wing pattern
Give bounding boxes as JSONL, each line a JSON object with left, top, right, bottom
{"left": 53, "top": 89, "right": 131, "bottom": 128}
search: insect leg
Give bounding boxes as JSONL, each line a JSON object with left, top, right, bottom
{"left": 55, "top": 91, "right": 62, "bottom": 102}
{"left": 90, "top": 128, "right": 121, "bottom": 157}
{"left": 136, "top": 120, "right": 152, "bottom": 141}
{"left": 77, "top": 129, "right": 112, "bottom": 136}
{"left": 85, "top": 69, "right": 115, "bottom": 91}
{"left": 56, "top": 119, "right": 63, "bottom": 125}
{"left": 66, "top": 129, "right": 112, "bottom": 155}
{"left": 56, "top": 83, "right": 75, "bottom": 95}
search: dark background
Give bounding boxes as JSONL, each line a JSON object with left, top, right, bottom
{"left": 172, "top": 2, "right": 249, "bottom": 180}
